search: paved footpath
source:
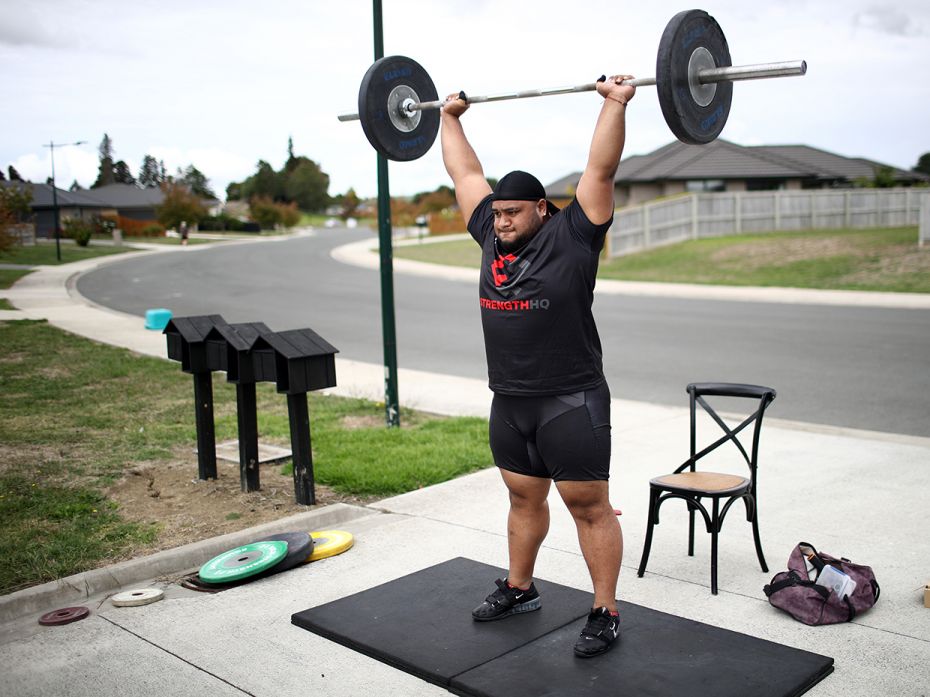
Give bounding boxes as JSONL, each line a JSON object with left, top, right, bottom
{"left": 1, "top": 237, "right": 928, "bottom": 696}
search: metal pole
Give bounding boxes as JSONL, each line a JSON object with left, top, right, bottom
{"left": 50, "top": 144, "right": 61, "bottom": 262}
{"left": 373, "top": 0, "right": 400, "bottom": 428}
{"left": 42, "top": 140, "right": 86, "bottom": 261}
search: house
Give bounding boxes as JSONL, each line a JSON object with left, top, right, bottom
{"left": 3, "top": 181, "right": 223, "bottom": 238}
{"left": 76, "top": 183, "right": 166, "bottom": 221}
{"left": 1, "top": 181, "right": 109, "bottom": 237}
{"left": 546, "top": 140, "right": 930, "bottom": 208}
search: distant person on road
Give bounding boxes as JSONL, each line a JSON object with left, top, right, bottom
{"left": 440, "top": 74, "right": 635, "bottom": 657}
{"left": 179, "top": 220, "right": 189, "bottom": 246}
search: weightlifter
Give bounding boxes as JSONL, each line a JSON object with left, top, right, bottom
{"left": 440, "top": 74, "right": 636, "bottom": 657}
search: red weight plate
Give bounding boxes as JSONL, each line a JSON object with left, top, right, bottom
{"left": 38, "top": 606, "right": 90, "bottom": 626}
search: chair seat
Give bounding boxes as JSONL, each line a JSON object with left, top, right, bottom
{"left": 650, "top": 471, "right": 749, "bottom": 495}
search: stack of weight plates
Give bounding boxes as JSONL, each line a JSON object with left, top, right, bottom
{"left": 183, "top": 530, "right": 354, "bottom": 592}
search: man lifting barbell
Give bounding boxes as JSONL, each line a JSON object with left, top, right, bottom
{"left": 440, "top": 74, "right": 635, "bottom": 658}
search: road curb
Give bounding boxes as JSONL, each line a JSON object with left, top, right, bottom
{"left": 0, "top": 502, "right": 375, "bottom": 626}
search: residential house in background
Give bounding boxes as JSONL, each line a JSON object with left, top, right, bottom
{"left": 546, "top": 140, "right": 929, "bottom": 208}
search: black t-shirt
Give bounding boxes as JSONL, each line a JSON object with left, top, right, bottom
{"left": 468, "top": 195, "right": 612, "bottom": 396}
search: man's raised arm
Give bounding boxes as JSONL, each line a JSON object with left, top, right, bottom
{"left": 575, "top": 75, "right": 636, "bottom": 226}
{"left": 441, "top": 94, "right": 493, "bottom": 224}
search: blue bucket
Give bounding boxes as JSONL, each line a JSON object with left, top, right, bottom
{"left": 145, "top": 308, "right": 172, "bottom": 331}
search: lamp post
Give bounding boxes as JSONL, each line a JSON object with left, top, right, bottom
{"left": 43, "top": 140, "right": 86, "bottom": 262}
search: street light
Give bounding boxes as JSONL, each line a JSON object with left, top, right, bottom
{"left": 42, "top": 140, "right": 86, "bottom": 262}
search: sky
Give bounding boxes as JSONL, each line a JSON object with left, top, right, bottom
{"left": 2, "top": 0, "right": 929, "bottom": 201}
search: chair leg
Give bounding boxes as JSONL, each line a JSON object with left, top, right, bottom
{"left": 749, "top": 496, "right": 768, "bottom": 573}
{"left": 710, "top": 498, "right": 720, "bottom": 595}
{"left": 688, "top": 504, "right": 696, "bottom": 557}
{"left": 637, "top": 488, "right": 659, "bottom": 578}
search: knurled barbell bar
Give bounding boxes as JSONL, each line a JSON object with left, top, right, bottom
{"left": 338, "top": 9, "right": 807, "bottom": 161}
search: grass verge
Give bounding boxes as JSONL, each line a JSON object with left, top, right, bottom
{"left": 0, "top": 320, "right": 491, "bottom": 594}
{"left": 0, "top": 242, "right": 139, "bottom": 267}
{"left": 393, "top": 226, "right": 929, "bottom": 293}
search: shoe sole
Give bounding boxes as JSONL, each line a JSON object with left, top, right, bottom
{"left": 573, "top": 636, "right": 619, "bottom": 658}
{"left": 472, "top": 597, "right": 541, "bottom": 622}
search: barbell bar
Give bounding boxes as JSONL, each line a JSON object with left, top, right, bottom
{"left": 340, "top": 9, "right": 808, "bottom": 161}
{"left": 337, "top": 60, "right": 806, "bottom": 123}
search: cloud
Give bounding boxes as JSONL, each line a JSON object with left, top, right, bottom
{"left": 0, "top": 4, "right": 79, "bottom": 48}
{"left": 853, "top": 5, "right": 925, "bottom": 37}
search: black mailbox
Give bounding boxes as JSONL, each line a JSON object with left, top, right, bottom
{"left": 163, "top": 314, "right": 229, "bottom": 481}
{"left": 256, "top": 328, "right": 338, "bottom": 395}
{"left": 203, "top": 322, "right": 271, "bottom": 384}
{"left": 164, "top": 314, "right": 229, "bottom": 374}
{"left": 247, "top": 327, "right": 339, "bottom": 506}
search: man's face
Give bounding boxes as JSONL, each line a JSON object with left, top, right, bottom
{"left": 492, "top": 199, "right": 547, "bottom": 252}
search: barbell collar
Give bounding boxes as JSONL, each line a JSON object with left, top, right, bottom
{"left": 336, "top": 60, "right": 806, "bottom": 122}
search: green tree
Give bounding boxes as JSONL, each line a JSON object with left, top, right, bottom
{"left": 284, "top": 158, "right": 330, "bottom": 212}
{"left": 114, "top": 160, "right": 135, "bottom": 185}
{"left": 177, "top": 164, "right": 215, "bottom": 199}
{"left": 914, "top": 152, "right": 930, "bottom": 177}
{"left": 156, "top": 182, "right": 207, "bottom": 229}
{"left": 8, "top": 165, "right": 24, "bottom": 182}
{"left": 138, "top": 155, "right": 162, "bottom": 188}
{"left": 92, "top": 134, "right": 116, "bottom": 188}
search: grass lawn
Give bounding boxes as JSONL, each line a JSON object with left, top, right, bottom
{"left": 0, "top": 320, "right": 491, "bottom": 594}
{"left": 393, "top": 226, "right": 929, "bottom": 293}
{"left": 0, "top": 242, "right": 139, "bottom": 267}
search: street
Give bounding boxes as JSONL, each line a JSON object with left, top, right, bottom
{"left": 76, "top": 228, "right": 930, "bottom": 437}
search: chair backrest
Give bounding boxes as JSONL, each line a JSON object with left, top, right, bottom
{"left": 681, "top": 383, "right": 777, "bottom": 488}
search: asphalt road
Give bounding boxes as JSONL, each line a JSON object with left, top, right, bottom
{"left": 76, "top": 229, "right": 930, "bottom": 437}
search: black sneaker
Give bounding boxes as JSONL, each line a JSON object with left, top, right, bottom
{"left": 573, "top": 607, "right": 620, "bottom": 657}
{"left": 472, "top": 578, "right": 541, "bottom": 621}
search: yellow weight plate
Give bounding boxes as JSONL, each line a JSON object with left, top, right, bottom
{"left": 307, "top": 530, "right": 354, "bottom": 562}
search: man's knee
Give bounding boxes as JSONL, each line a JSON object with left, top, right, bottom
{"left": 557, "top": 481, "right": 613, "bottom": 522}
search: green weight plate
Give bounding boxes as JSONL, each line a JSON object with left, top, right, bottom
{"left": 198, "top": 540, "right": 288, "bottom": 584}
{"left": 657, "top": 9, "right": 733, "bottom": 144}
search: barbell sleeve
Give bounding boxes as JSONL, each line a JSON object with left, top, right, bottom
{"left": 336, "top": 60, "right": 806, "bottom": 122}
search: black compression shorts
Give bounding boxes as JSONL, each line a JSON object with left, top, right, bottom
{"left": 488, "top": 383, "right": 611, "bottom": 481}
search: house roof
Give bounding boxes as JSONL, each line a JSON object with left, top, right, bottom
{"left": 76, "top": 183, "right": 165, "bottom": 209}
{"left": 1, "top": 181, "right": 108, "bottom": 209}
{"left": 610, "top": 140, "right": 929, "bottom": 184}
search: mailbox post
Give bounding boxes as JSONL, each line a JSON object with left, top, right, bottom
{"left": 203, "top": 321, "right": 271, "bottom": 493}
{"left": 249, "top": 328, "right": 338, "bottom": 505}
{"left": 163, "top": 314, "right": 229, "bottom": 480}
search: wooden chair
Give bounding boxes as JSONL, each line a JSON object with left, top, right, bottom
{"left": 637, "top": 382, "right": 777, "bottom": 594}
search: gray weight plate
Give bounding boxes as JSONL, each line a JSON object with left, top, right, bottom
{"left": 252, "top": 531, "right": 314, "bottom": 577}
{"left": 357, "top": 55, "right": 440, "bottom": 161}
{"left": 657, "top": 9, "right": 733, "bottom": 144}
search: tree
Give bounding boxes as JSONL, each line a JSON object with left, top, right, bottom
{"left": 8, "top": 165, "right": 24, "bottom": 181}
{"left": 915, "top": 152, "right": 930, "bottom": 177}
{"left": 0, "top": 184, "right": 33, "bottom": 253}
{"left": 178, "top": 164, "right": 215, "bottom": 199}
{"left": 284, "top": 158, "right": 329, "bottom": 212}
{"left": 114, "top": 160, "right": 136, "bottom": 185}
{"left": 156, "top": 182, "right": 207, "bottom": 229}
{"left": 92, "top": 133, "right": 116, "bottom": 188}
{"left": 339, "top": 188, "right": 360, "bottom": 219}
{"left": 138, "top": 155, "right": 162, "bottom": 188}
{"left": 0, "top": 169, "right": 5, "bottom": 181}
{"left": 226, "top": 141, "right": 331, "bottom": 211}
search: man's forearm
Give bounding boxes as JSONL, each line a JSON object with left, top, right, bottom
{"left": 441, "top": 112, "right": 484, "bottom": 181}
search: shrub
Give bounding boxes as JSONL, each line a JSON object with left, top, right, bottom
{"left": 62, "top": 218, "right": 93, "bottom": 247}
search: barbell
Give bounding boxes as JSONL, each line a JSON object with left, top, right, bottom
{"left": 338, "top": 9, "right": 807, "bottom": 161}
